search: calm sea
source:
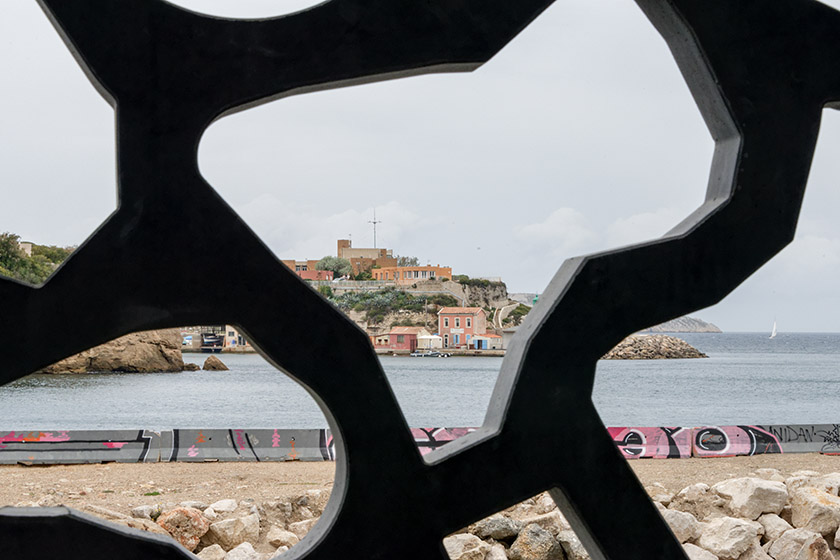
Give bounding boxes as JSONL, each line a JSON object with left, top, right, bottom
{"left": 1, "top": 332, "right": 838, "bottom": 430}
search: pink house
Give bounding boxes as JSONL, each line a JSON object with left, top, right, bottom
{"left": 438, "top": 307, "right": 487, "bottom": 349}
{"left": 384, "top": 326, "right": 431, "bottom": 352}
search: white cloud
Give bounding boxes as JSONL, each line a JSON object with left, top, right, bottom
{"left": 513, "top": 208, "right": 596, "bottom": 257}
{"left": 235, "top": 197, "right": 426, "bottom": 260}
{"left": 605, "top": 207, "right": 685, "bottom": 248}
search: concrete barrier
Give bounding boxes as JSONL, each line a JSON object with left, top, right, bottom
{"left": 412, "top": 428, "right": 476, "bottom": 456}
{"left": 164, "top": 429, "right": 258, "bottom": 462}
{"left": 163, "top": 429, "right": 335, "bottom": 462}
{"left": 692, "top": 424, "right": 840, "bottom": 457}
{"left": 608, "top": 427, "right": 692, "bottom": 459}
{"left": 1, "top": 424, "right": 837, "bottom": 464}
{"left": 0, "top": 430, "right": 161, "bottom": 464}
{"left": 245, "top": 429, "right": 334, "bottom": 462}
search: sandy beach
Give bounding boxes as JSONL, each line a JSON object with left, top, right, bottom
{"left": 2, "top": 454, "right": 839, "bottom": 512}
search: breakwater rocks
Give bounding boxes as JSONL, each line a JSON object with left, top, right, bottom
{"left": 646, "top": 469, "right": 840, "bottom": 560}
{"left": 603, "top": 334, "right": 707, "bottom": 360}
{"left": 37, "top": 329, "right": 185, "bottom": 374}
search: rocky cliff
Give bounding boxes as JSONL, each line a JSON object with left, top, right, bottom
{"left": 38, "top": 329, "right": 185, "bottom": 373}
{"left": 642, "top": 316, "right": 722, "bottom": 333}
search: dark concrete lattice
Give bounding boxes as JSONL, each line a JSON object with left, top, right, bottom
{"left": 2, "top": 0, "right": 839, "bottom": 558}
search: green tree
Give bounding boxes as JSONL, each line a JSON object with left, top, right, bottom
{"left": 0, "top": 233, "right": 73, "bottom": 285}
{"left": 396, "top": 255, "right": 419, "bottom": 267}
{"left": 32, "top": 244, "right": 74, "bottom": 265}
{"left": 353, "top": 268, "right": 373, "bottom": 281}
{"left": 0, "top": 232, "right": 24, "bottom": 272}
{"left": 318, "top": 285, "right": 333, "bottom": 298}
{"left": 316, "top": 256, "right": 352, "bottom": 278}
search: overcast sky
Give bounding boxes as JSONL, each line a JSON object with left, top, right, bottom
{"left": 3, "top": 0, "right": 840, "bottom": 332}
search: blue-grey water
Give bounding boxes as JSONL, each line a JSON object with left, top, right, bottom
{"left": 1, "top": 332, "right": 838, "bottom": 429}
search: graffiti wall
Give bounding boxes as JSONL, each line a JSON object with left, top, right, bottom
{"left": 608, "top": 427, "right": 692, "bottom": 459}
{"left": 1, "top": 424, "right": 838, "bottom": 463}
{"left": 163, "top": 429, "right": 335, "bottom": 462}
{"left": 412, "top": 428, "right": 476, "bottom": 456}
{"left": 0, "top": 430, "right": 160, "bottom": 464}
{"left": 693, "top": 424, "right": 840, "bottom": 457}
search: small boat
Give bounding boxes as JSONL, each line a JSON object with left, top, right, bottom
{"left": 410, "top": 350, "right": 451, "bottom": 358}
{"left": 201, "top": 333, "right": 224, "bottom": 353}
{"left": 769, "top": 320, "right": 777, "bottom": 339}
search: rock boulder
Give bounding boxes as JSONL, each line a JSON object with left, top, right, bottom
{"left": 156, "top": 507, "right": 209, "bottom": 551}
{"left": 203, "top": 355, "right": 229, "bottom": 371}
{"left": 38, "top": 329, "right": 184, "bottom": 373}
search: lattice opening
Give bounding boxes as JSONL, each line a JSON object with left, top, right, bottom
{"left": 445, "top": 492, "right": 591, "bottom": 560}
{"left": 196, "top": 0, "right": 710, "bottom": 298}
{"left": 0, "top": 327, "right": 336, "bottom": 558}
{"left": 166, "top": 0, "right": 327, "bottom": 19}
{"left": 0, "top": 3, "right": 115, "bottom": 287}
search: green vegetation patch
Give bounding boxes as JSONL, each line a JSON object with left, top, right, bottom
{"left": 507, "top": 304, "right": 532, "bottom": 325}
{"left": 0, "top": 232, "right": 75, "bottom": 285}
{"left": 331, "top": 288, "right": 458, "bottom": 324}
{"left": 453, "top": 274, "right": 505, "bottom": 289}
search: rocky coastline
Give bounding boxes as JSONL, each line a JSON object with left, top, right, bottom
{"left": 643, "top": 316, "right": 722, "bottom": 334}
{"left": 37, "top": 329, "right": 229, "bottom": 374}
{"left": 37, "top": 329, "right": 186, "bottom": 374}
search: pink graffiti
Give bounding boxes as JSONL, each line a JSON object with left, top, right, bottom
{"left": 102, "top": 442, "right": 128, "bottom": 449}
{"left": 234, "top": 429, "right": 247, "bottom": 450}
{"left": 272, "top": 429, "right": 281, "bottom": 448}
{"left": 608, "top": 427, "right": 691, "bottom": 459}
{"left": 693, "top": 426, "right": 782, "bottom": 457}
{"left": 412, "top": 428, "right": 476, "bottom": 456}
{"left": 187, "top": 445, "right": 199, "bottom": 458}
{"left": 0, "top": 431, "right": 71, "bottom": 444}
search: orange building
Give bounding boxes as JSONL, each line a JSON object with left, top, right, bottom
{"left": 372, "top": 265, "right": 452, "bottom": 285}
{"left": 281, "top": 259, "right": 321, "bottom": 273}
{"left": 337, "top": 239, "right": 397, "bottom": 275}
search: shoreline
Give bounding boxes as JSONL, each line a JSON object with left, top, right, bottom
{"left": 3, "top": 454, "right": 839, "bottom": 508}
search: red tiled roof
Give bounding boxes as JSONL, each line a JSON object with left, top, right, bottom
{"left": 388, "top": 326, "right": 429, "bottom": 335}
{"left": 437, "top": 307, "right": 484, "bottom": 314}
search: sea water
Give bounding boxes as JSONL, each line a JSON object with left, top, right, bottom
{"left": 0, "top": 332, "right": 837, "bottom": 430}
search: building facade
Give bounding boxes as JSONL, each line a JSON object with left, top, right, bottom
{"left": 375, "top": 326, "right": 431, "bottom": 352}
{"left": 337, "top": 239, "right": 397, "bottom": 275}
{"left": 438, "top": 307, "right": 487, "bottom": 349}
{"left": 371, "top": 265, "right": 452, "bottom": 285}
{"left": 296, "top": 269, "right": 333, "bottom": 281}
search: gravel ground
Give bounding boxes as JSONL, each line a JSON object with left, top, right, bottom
{"left": 1, "top": 454, "right": 839, "bottom": 513}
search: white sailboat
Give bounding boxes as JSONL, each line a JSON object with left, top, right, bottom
{"left": 769, "top": 320, "right": 777, "bottom": 339}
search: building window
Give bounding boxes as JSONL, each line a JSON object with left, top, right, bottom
{"left": 455, "top": 318, "right": 460, "bottom": 328}
{"left": 466, "top": 318, "right": 471, "bottom": 328}
{"left": 397, "top": 335, "right": 405, "bottom": 343}
{"left": 414, "top": 271, "right": 419, "bottom": 278}
{"left": 454, "top": 334, "right": 460, "bottom": 346}
{"left": 444, "top": 318, "right": 449, "bottom": 328}
{"left": 430, "top": 271, "right": 435, "bottom": 277}
{"left": 422, "top": 271, "right": 427, "bottom": 278}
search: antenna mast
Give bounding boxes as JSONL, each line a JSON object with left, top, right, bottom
{"left": 368, "top": 209, "right": 382, "bottom": 248}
